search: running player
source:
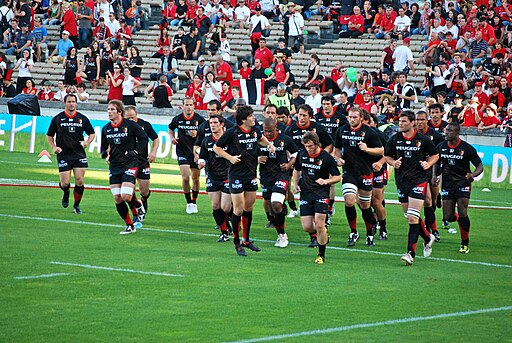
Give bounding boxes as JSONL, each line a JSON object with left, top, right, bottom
{"left": 415, "top": 110, "right": 444, "bottom": 241}
{"left": 293, "top": 132, "right": 341, "bottom": 263}
{"left": 46, "top": 94, "right": 96, "bottom": 214}
{"left": 258, "top": 118, "right": 298, "bottom": 247}
{"left": 375, "top": 111, "right": 439, "bottom": 265}
{"left": 213, "top": 106, "right": 276, "bottom": 256}
{"left": 169, "top": 98, "right": 206, "bottom": 214}
{"left": 428, "top": 103, "right": 449, "bottom": 134}
{"left": 437, "top": 122, "right": 483, "bottom": 253}
{"left": 315, "top": 95, "right": 348, "bottom": 223}
{"left": 100, "top": 100, "right": 148, "bottom": 234}
{"left": 334, "top": 107, "right": 383, "bottom": 247}
{"left": 198, "top": 114, "right": 233, "bottom": 243}
{"left": 124, "top": 105, "right": 160, "bottom": 225}
{"left": 284, "top": 104, "right": 333, "bottom": 247}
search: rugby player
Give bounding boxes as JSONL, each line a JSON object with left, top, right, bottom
{"left": 46, "top": 94, "right": 96, "bottom": 214}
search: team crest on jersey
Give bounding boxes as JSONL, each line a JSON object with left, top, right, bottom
{"left": 312, "top": 128, "right": 316, "bottom": 133}
{"left": 317, "top": 159, "right": 323, "bottom": 166}
{"left": 279, "top": 141, "right": 284, "bottom": 147}
{"left": 459, "top": 150, "right": 464, "bottom": 155}
{"left": 416, "top": 141, "right": 422, "bottom": 147}
{"left": 253, "top": 132, "right": 257, "bottom": 138}
{"left": 122, "top": 127, "right": 128, "bottom": 133}
{"left": 360, "top": 131, "right": 365, "bottom": 137}
{"left": 78, "top": 119, "right": 82, "bottom": 124}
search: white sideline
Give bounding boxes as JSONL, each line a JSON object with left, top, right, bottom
{"left": 49, "top": 261, "right": 185, "bottom": 277}
{"left": 1, "top": 213, "right": 511, "bottom": 269}
{"left": 225, "top": 306, "right": 512, "bottom": 343}
{"left": 15, "top": 273, "right": 70, "bottom": 280}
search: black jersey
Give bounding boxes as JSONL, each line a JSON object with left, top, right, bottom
{"left": 215, "top": 125, "right": 262, "bottom": 180}
{"left": 371, "top": 126, "right": 389, "bottom": 167}
{"left": 84, "top": 54, "right": 97, "bottom": 72}
{"left": 195, "top": 119, "right": 234, "bottom": 146}
{"left": 46, "top": 111, "right": 95, "bottom": 161}
{"left": 384, "top": 130, "right": 438, "bottom": 185}
{"left": 284, "top": 121, "right": 333, "bottom": 151}
{"left": 101, "top": 117, "right": 148, "bottom": 171}
{"left": 134, "top": 118, "right": 159, "bottom": 165}
{"left": 200, "top": 134, "right": 229, "bottom": 180}
{"left": 428, "top": 119, "right": 448, "bottom": 135}
{"left": 420, "top": 127, "right": 444, "bottom": 146}
{"left": 169, "top": 112, "right": 206, "bottom": 157}
{"left": 314, "top": 106, "right": 348, "bottom": 140}
{"left": 294, "top": 149, "right": 340, "bottom": 200}
{"left": 258, "top": 132, "right": 298, "bottom": 185}
{"left": 437, "top": 139, "right": 482, "bottom": 190}
{"left": 334, "top": 123, "right": 383, "bottom": 176}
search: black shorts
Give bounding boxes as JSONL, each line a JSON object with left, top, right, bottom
{"left": 261, "top": 179, "right": 289, "bottom": 200}
{"left": 397, "top": 181, "right": 427, "bottom": 203}
{"left": 373, "top": 169, "right": 388, "bottom": 189}
{"left": 177, "top": 154, "right": 198, "bottom": 169}
{"left": 229, "top": 177, "right": 259, "bottom": 194}
{"left": 206, "top": 176, "right": 230, "bottom": 193}
{"left": 342, "top": 171, "right": 373, "bottom": 191}
{"left": 136, "top": 164, "right": 150, "bottom": 180}
{"left": 85, "top": 69, "right": 97, "bottom": 82}
{"left": 441, "top": 186, "right": 471, "bottom": 200}
{"left": 109, "top": 167, "right": 138, "bottom": 185}
{"left": 299, "top": 198, "right": 329, "bottom": 216}
{"left": 58, "top": 158, "right": 88, "bottom": 172}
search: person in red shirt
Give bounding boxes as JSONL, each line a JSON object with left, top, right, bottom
{"left": 37, "top": 80, "right": 55, "bottom": 100}
{"left": 239, "top": 58, "right": 252, "bottom": 79}
{"left": 473, "top": 81, "right": 488, "bottom": 111}
{"left": 421, "top": 31, "right": 441, "bottom": 65}
{"left": 214, "top": 55, "right": 233, "bottom": 82}
{"left": 358, "top": 90, "right": 378, "bottom": 114}
{"left": 61, "top": 2, "right": 78, "bottom": 46}
{"left": 185, "top": 0, "right": 199, "bottom": 26}
{"left": 185, "top": 73, "right": 204, "bottom": 109}
{"left": 488, "top": 83, "right": 507, "bottom": 113}
{"left": 117, "top": 19, "right": 133, "bottom": 45}
{"left": 160, "top": 0, "right": 177, "bottom": 27}
{"left": 460, "top": 97, "right": 483, "bottom": 127}
{"left": 219, "top": 81, "right": 233, "bottom": 108}
{"left": 478, "top": 16, "right": 497, "bottom": 45}
{"left": 331, "top": 61, "right": 343, "bottom": 84}
{"left": 93, "top": 17, "right": 112, "bottom": 46}
{"left": 106, "top": 64, "right": 124, "bottom": 101}
{"left": 253, "top": 37, "right": 274, "bottom": 69}
{"left": 339, "top": 5, "right": 364, "bottom": 38}
{"left": 374, "top": 6, "right": 396, "bottom": 39}
{"left": 478, "top": 103, "right": 502, "bottom": 132}
{"left": 263, "top": 53, "right": 290, "bottom": 93}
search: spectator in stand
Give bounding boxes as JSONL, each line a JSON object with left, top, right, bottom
{"left": 208, "top": 0, "right": 221, "bottom": 26}
{"left": 218, "top": 32, "right": 230, "bottom": 62}
{"left": 116, "top": 18, "right": 133, "bottom": 47}
{"left": 359, "top": 89, "right": 378, "bottom": 114}
{"left": 331, "top": 61, "right": 343, "bottom": 84}
{"left": 169, "top": 26, "right": 185, "bottom": 59}
{"left": 134, "top": 0, "right": 149, "bottom": 31}
{"left": 95, "top": 0, "right": 113, "bottom": 22}
{"left": 239, "top": 58, "right": 251, "bottom": 79}
{"left": 53, "top": 80, "right": 68, "bottom": 101}
{"left": 106, "top": 12, "right": 120, "bottom": 38}
{"left": 185, "top": 73, "right": 204, "bottom": 109}
{"left": 273, "top": 37, "right": 293, "bottom": 62}
{"left": 128, "top": 46, "right": 144, "bottom": 84}
{"left": 488, "top": 83, "right": 507, "bottom": 114}
{"left": 150, "top": 45, "right": 178, "bottom": 85}
{"left": 446, "top": 66, "right": 468, "bottom": 102}
{"left": 234, "top": 0, "right": 251, "bottom": 29}
{"left": 478, "top": 16, "right": 496, "bottom": 46}
{"left": 93, "top": 17, "right": 112, "bottom": 48}
{"left": 393, "top": 37, "right": 416, "bottom": 76}
{"left": 37, "top": 79, "right": 55, "bottom": 100}
{"left": 13, "top": 48, "right": 33, "bottom": 94}
{"left": 301, "top": 54, "right": 320, "bottom": 89}
{"left": 374, "top": 6, "right": 396, "bottom": 39}
{"left": 107, "top": 64, "right": 123, "bottom": 101}
{"left": 448, "top": 94, "right": 465, "bottom": 123}
{"left": 201, "top": 71, "right": 221, "bottom": 108}
{"left": 160, "top": 0, "right": 177, "bottom": 27}
{"left": 181, "top": 26, "right": 201, "bottom": 60}
{"left": 421, "top": 31, "right": 441, "bottom": 65}
{"left": 478, "top": 103, "right": 501, "bottom": 133}
{"left": 214, "top": 54, "right": 232, "bottom": 82}
{"left": 185, "top": 0, "right": 199, "bottom": 26}
{"left": 32, "top": 18, "right": 48, "bottom": 62}
{"left": 254, "top": 37, "right": 273, "bottom": 69}
{"left": 501, "top": 105, "right": 512, "bottom": 147}
{"left": 43, "top": 0, "right": 61, "bottom": 25}
{"left": 5, "top": 22, "right": 31, "bottom": 57}
{"left": 48, "top": 31, "right": 73, "bottom": 63}
{"left": 264, "top": 52, "right": 289, "bottom": 92}
{"left": 409, "top": 3, "right": 420, "bottom": 35}
{"left": 196, "top": 6, "right": 213, "bottom": 52}
{"left": 419, "top": 3, "right": 433, "bottom": 36}
{"left": 207, "top": 25, "right": 221, "bottom": 56}
{"left": 219, "top": 80, "right": 233, "bottom": 109}
{"left": 468, "top": 30, "right": 489, "bottom": 66}
{"left": 121, "top": 67, "right": 140, "bottom": 105}
{"left": 460, "top": 97, "right": 483, "bottom": 127}
{"left": 60, "top": 2, "right": 78, "bottom": 47}
{"left": 151, "top": 74, "right": 173, "bottom": 108}
{"left": 390, "top": 7, "right": 410, "bottom": 40}
{"left": 99, "top": 39, "right": 115, "bottom": 87}
{"left": 304, "top": 84, "right": 322, "bottom": 113}
{"left": 380, "top": 39, "right": 396, "bottom": 72}
{"left": 249, "top": 58, "right": 266, "bottom": 79}
{"left": 21, "top": 78, "right": 36, "bottom": 94}
{"left": 438, "top": 31, "right": 457, "bottom": 58}
{"left": 3, "top": 19, "right": 20, "bottom": 49}
{"left": 171, "top": 0, "right": 187, "bottom": 26}
{"left": 77, "top": 0, "right": 92, "bottom": 49}
{"left": 218, "top": 0, "right": 234, "bottom": 28}
{"left": 291, "top": 84, "right": 305, "bottom": 109}
{"left": 15, "top": 0, "right": 31, "bottom": 28}
{"left": 445, "top": 18, "right": 458, "bottom": 39}
{"left": 426, "top": 62, "right": 446, "bottom": 99}
{"left": 190, "top": 55, "right": 209, "bottom": 79}
{"left": 337, "top": 67, "right": 356, "bottom": 100}
{"left": 393, "top": 71, "right": 416, "bottom": 111}
{"left": 248, "top": 3, "right": 270, "bottom": 54}
{"left": 285, "top": 2, "right": 304, "bottom": 53}
{"left": 362, "top": 1, "right": 375, "bottom": 34}
{"left": 70, "top": 82, "right": 89, "bottom": 103}
{"left": 115, "top": 39, "right": 130, "bottom": 67}
{"left": 260, "top": 0, "right": 278, "bottom": 20}
{"left": 63, "top": 46, "right": 79, "bottom": 86}
{"left": 317, "top": 74, "right": 341, "bottom": 96}
{"left": 77, "top": 46, "right": 100, "bottom": 89}
{"left": 339, "top": 5, "right": 364, "bottom": 39}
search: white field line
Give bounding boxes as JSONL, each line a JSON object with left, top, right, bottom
{"left": 15, "top": 273, "right": 70, "bottom": 280}
{"left": 1, "top": 178, "right": 511, "bottom": 209}
{"left": 48, "top": 261, "right": 185, "bottom": 278}
{"left": 1, "top": 213, "right": 511, "bottom": 269}
{"left": 225, "top": 306, "right": 512, "bottom": 343}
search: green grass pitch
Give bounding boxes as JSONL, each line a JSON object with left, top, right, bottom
{"left": 0, "top": 150, "right": 511, "bottom": 342}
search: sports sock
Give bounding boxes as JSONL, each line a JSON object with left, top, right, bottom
{"left": 213, "top": 209, "right": 228, "bottom": 234}
{"left": 361, "top": 207, "right": 376, "bottom": 235}
{"left": 424, "top": 206, "right": 435, "bottom": 232}
{"left": 127, "top": 195, "right": 140, "bottom": 215}
{"left": 231, "top": 214, "right": 241, "bottom": 245}
{"left": 116, "top": 202, "right": 133, "bottom": 225}
{"left": 184, "top": 192, "right": 192, "bottom": 204}
{"left": 318, "top": 244, "right": 326, "bottom": 257}
{"left": 273, "top": 209, "right": 285, "bottom": 235}
{"left": 379, "top": 219, "right": 387, "bottom": 233}
{"left": 418, "top": 218, "right": 431, "bottom": 243}
{"left": 141, "top": 190, "right": 150, "bottom": 213}
{"left": 458, "top": 216, "right": 470, "bottom": 246}
{"left": 345, "top": 205, "right": 357, "bottom": 232}
{"left": 73, "top": 185, "right": 84, "bottom": 207}
{"left": 309, "top": 232, "right": 317, "bottom": 239}
{"left": 328, "top": 198, "right": 335, "bottom": 214}
{"left": 407, "top": 223, "right": 421, "bottom": 258}
{"left": 265, "top": 211, "right": 273, "bottom": 225}
{"left": 288, "top": 200, "right": 297, "bottom": 211}
{"left": 191, "top": 190, "right": 199, "bottom": 204}
{"left": 241, "top": 210, "right": 253, "bottom": 242}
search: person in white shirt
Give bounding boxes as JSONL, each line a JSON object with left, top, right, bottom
{"left": 305, "top": 84, "right": 322, "bottom": 113}
{"left": 285, "top": 2, "right": 304, "bottom": 54}
{"left": 105, "top": 12, "right": 120, "bottom": 37}
{"left": 444, "top": 18, "right": 458, "bottom": 39}
{"left": 94, "top": 0, "right": 112, "bottom": 22}
{"left": 201, "top": 71, "right": 221, "bottom": 105}
{"left": 234, "top": 0, "right": 251, "bottom": 29}
{"left": 248, "top": 4, "right": 270, "bottom": 54}
{"left": 391, "top": 7, "right": 410, "bottom": 40}
{"left": 260, "top": 0, "right": 278, "bottom": 20}
{"left": 53, "top": 80, "right": 68, "bottom": 101}
{"left": 392, "top": 37, "right": 416, "bottom": 76}
{"left": 219, "top": 32, "right": 230, "bottom": 62}
{"left": 72, "top": 83, "right": 90, "bottom": 103}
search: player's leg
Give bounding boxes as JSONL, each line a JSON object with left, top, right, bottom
{"left": 118, "top": 181, "right": 137, "bottom": 234}
{"left": 262, "top": 185, "right": 274, "bottom": 228}
{"left": 58, "top": 169, "right": 72, "bottom": 208}
{"left": 230, "top": 190, "right": 246, "bottom": 256}
{"left": 456, "top": 196, "right": 471, "bottom": 253}
{"left": 357, "top": 188, "right": 376, "bottom": 246}
{"left": 372, "top": 186, "right": 387, "bottom": 239}
{"left": 327, "top": 184, "right": 336, "bottom": 224}
{"left": 71, "top": 167, "right": 86, "bottom": 214}
{"left": 209, "top": 190, "right": 229, "bottom": 242}
{"left": 190, "top": 167, "right": 201, "bottom": 212}
{"left": 179, "top": 164, "right": 193, "bottom": 213}
{"left": 221, "top": 190, "right": 232, "bottom": 235}
{"left": 138, "top": 178, "right": 150, "bottom": 217}
{"left": 271, "top": 190, "right": 287, "bottom": 247}
{"left": 241, "top": 190, "right": 259, "bottom": 251}
{"left": 313, "top": 199, "right": 329, "bottom": 264}
{"left": 343, "top": 180, "right": 359, "bottom": 246}
{"left": 300, "top": 200, "right": 318, "bottom": 247}
{"left": 424, "top": 183, "right": 440, "bottom": 241}
{"left": 286, "top": 181, "right": 299, "bottom": 217}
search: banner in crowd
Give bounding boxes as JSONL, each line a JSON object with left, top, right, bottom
{"left": 1, "top": 113, "right": 512, "bottom": 188}
{"left": 231, "top": 79, "right": 265, "bottom": 105}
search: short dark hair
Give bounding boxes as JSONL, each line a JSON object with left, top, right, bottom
{"left": 321, "top": 95, "right": 335, "bottom": 104}
{"left": 297, "top": 104, "right": 313, "bottom": 117}
{"left": 290, "top": 84, "right": 300, "bottom": 90}
{"left": 264, "top": 103, "right": 278, "bottom": 112}
{"left": 208, "top": 99, "right": 222, "bottom": 110}
{"left": 277, "top": 106, "right": 290, "bottom": 117}
{"left": 447, "top": 122, "right": 461, "bottom": 133}
{"left": 400, "top": 110, "right": 415, "bottom": 122}
{"left": 236, "top": 105, "right": 254, "bottom": 125}
{"left": 302, "top": 131, "right": 320, "bottom": 146}
{"left": 428, "top": 103, "right": 444, "bottom": 112}
{"left": 64, "top": 93, "right": 77, "bottom": 102}
{"left": 209, "top": 114, "right": 225, "bottom": 125}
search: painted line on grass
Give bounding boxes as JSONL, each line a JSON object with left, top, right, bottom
{"left": 15, "top": 273, "right": 70, "bottom": 280}
{"left": 2, "top": 213, "right": 511, "bottom": 269}
{"left": 1, "top": 178, "right": 511, "bottom": 209}
{"left": 226, "top": 306, "right": 512, "bottom": 343}
{"left": 49, "top": 261, "right": 185, "bottom": 278}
